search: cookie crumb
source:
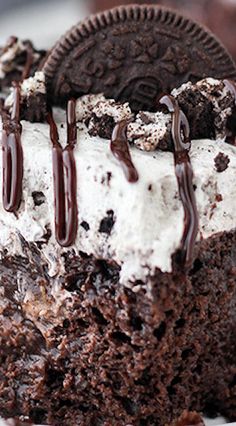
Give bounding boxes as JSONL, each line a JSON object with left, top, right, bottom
{"left": 32, "top": 191, "right": 45, "bottom": 207}
{"left": 81, "top": 221, "right": 90, "bottom": 231}
{"left": 99, "top": 210, "right": 115, "bottom": 235}
{"left": 215, "top": 193, "right": 223, "bottom": 202}
{"left": 88, "top": 113, "right": 115, "bottom": 140}
{"left": 214, "top": 152, "right": 230, "bottom": 172}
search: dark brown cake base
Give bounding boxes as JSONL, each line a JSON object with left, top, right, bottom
{"left": 0, "top": 231, "right": 236, "bottom": 425}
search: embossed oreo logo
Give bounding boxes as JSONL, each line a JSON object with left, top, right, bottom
{"left": 44, "top": 5, "right": 236, "bottom": 105}
{"left": 117, "top": 76, "right": 161, "bottom": 111}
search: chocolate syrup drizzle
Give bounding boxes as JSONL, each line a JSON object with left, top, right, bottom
{"left": 223, "top": 79, "right": 236, "bottom": 100}
{"left": 47, "top": 100, "right": 78, "bottom": 247}
{"left": 111, "top": 120, "right": 139, "bottom": 183}
{"left": 159, "top": 95, "right": 199, "bottom": 269}
{"left": 0, "top": 43, "right": 34, "bottom": 213}
{"left": 22, "top": 45, "right": 34, "bottom": 81}
{"left": 223, "top": 79, "right": 236, "bottom": 145}
{"left": 1, "top": 84, "right": 23, "bottom": 213}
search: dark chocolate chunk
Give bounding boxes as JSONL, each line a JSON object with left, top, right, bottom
{"left": 214, "top": 152, "right": 230, "bottom": 172}
{"left": 99, "top": 210, "right": 115, "bottom": 234}
{"left": 43, "top": 5, "right": 236, "bottom": 111}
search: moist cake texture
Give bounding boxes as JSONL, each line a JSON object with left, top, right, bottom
{"left": 0, "top": 5, "right": 236, "bottom": 426}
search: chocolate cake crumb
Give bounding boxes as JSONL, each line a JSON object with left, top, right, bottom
{"left": 21, "top": 92, "right": 47, "bottom": 123}
{"left": 81, "top": 221, "right": 90, "bottom": 231}
{"left": 175, "top": 89, "right": 215, "bottom": 140}
{"left": 88, "top": 113, "right": 115, "bottom": 139}
{"left": 214, "top": 152, "right": 230, "bottom": 172}
{"left": 32, "top": 191, "right": 45, "bottom": 206}
{"left": 172, "top": 411, "right": 205, "bottom": 426}
{"left": 99, "top": 210, "right": 115, "bottom": 234}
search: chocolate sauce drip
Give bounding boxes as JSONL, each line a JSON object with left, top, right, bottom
{"left": 224, "top": 79, "right": 236, "bottom": 99}
{"left": 22, "top": 45, "right": 34, "bottom": 81}
{"left": 47, "top": 99, "right": 78, "bottom": 247}
{"left": 1, "top": 83, "right": 23, "bottom": 213}
{"left": 159, "top": 95, "right": 199, "bottom": 269}
{"left": 224, "top": 79, "right": 236, "bottom": 144}
{"left": 0, "top": 40, "right": 34, "bottom": 214}
{"left": 111, "top": 120, "right": 139, "bottom": 183}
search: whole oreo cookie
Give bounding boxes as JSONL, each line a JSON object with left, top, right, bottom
{"left": 43, "top": 5, "right": 236, "bottom": 111}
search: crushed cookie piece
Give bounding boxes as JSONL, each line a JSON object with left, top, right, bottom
{"left": 81, "top": 221, "right": 90, "bottom": 231}
{"left": 99, "top": 210, "right": 115, "bottom": 235}
{"left": 88, "top": 113, "right": 115, "bottom": 140}
{"left": 214, "top": 152, "right": 230, "bottom": 172}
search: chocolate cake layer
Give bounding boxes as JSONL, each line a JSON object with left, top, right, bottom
{"left": 0, "top": 229, "right": 236, "bottom": 425}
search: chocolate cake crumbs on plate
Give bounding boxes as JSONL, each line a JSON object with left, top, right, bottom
{"left": 1, "top": 4, "right": 236, "bottom": 426}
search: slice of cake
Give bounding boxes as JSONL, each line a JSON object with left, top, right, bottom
{"left": 0, "top": 5, "right": 236, "bottom": 426}
{"left": 1, "top": 75, "right": 236, "bottom": 426}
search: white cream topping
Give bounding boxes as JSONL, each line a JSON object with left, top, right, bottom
{"left": 0, "top": 100, "right": 236, "bottom": 286}
{"left": 127, "top": 111, "right": 171, "bottom": 151}
{"left": 76, "top": 93, "right": 134, "bottom": 123}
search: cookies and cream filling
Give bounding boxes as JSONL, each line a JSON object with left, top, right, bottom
{"left": 1, "top": 75, "right": 236, "bottom": 286}
{"left": 0, "top": 37, "right": 27, "bottom": 79}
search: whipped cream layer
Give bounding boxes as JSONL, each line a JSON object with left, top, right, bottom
{"left": 0, "top": 100, "right": 236, "bottom": 285}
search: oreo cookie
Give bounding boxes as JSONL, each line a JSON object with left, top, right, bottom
{"left": 43, "top": 5, "right": 236, "bottom": 111}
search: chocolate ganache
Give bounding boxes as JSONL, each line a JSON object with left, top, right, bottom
{"left": 111, "top": 120, "right": 139, "bottom": 183}
{"left": 21, "top": 44, "right": 34, "bottom": 82}
{"left": 159, "top": 95, "right": 199, "bottom": 269}
{"left": 1, "top": 83, "right": 23, "bottom": 213}
{"left": 223, "top": 79, "right": 236, "bottom": 145}
{"left": 0, "top": 43, "right": 35, "bottom": 214}
{"left": 47, "top": 100, "right": 78, "bottom": 247}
